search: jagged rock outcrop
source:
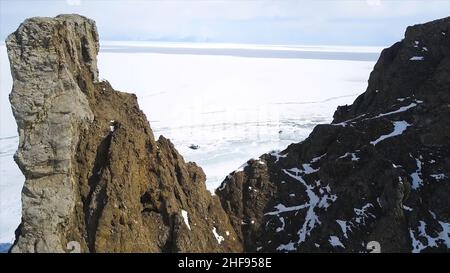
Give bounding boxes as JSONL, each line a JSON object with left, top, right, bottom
{"left": 217, "top": 17, "right": 450, "bottom": 253}
{"left": 7, "top": 14, "right": 242, "bottom": 253}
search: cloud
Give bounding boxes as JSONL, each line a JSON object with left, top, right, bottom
{"left": 66, "top": 0, "right": 81, "bottom": 6}
{"left": 1, "top": 0, "right": 450, "bottom": 45}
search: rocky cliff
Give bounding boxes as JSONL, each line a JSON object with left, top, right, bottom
{"left": 7, "top": 14, "right": 450, "bottom": 253}
{"left": 217, "top": 17, "right": 450, "bottom": 252}
{"left": 7, "top": 15, "right": 241, "bottom": 253}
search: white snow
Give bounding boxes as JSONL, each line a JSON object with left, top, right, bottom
{"left": 410, "top": 157, "right": 423, "bottom": 190}
{"left": 402, "top": 205, "right": 413, "bottom": 211}
{"left": 276, "top": 217, "right": 286, "bottom": 232}
{"left": 270, "top": 150, "right": 288, "bottom": 163}
{"left": 333, "top": 100, "right": 420, "bottom": 127}
{"left": 0, "top": 42, "right": 378, "bottom": 244}
{"left": 350, "top": 153, "right": 359, "bottom": 161}
{"left": 370, "top": 121, "right": 411, "bottom": 145}
{"left": 429, "top": 210, "right": 437, "bottom": 219}
{"left": 331, "top": 113, "right": 367, "bottom": 127}
{"left": 334, "top": 203, "right": 376, "bottom": 241}
{"left": 109, "top": 120, "right": 116, "bottom": 132}
{"left": 301, "top": 163, "right": 319, "bottom": 174}
{"left": 336, "top": 220, "right": 351, "bottom": 239}
{"left": 311, "top": 154, "right": 326, "bottom": 163}
{"left": 282, "top": 168, "right": 337, "bottom": 245}
{"left": 97, "top": 44, "right": 375, "bottom": 194}
{"left": 430, "top": 173, "right": 447, "bottom": 181}
{"left": 276, "top": 241, "right": 296, "bottom": 252}
{"left": 212, "top": 227, "right": 225, "bottom": 244}
{"left": 376, "top": 197, "right": 382, "bottom": 208}
{"left": 354, "top": 203, "right": 375, "bottom": 225}
{"left": 338, "top": 152, "right": 359, "bottom": 161}
{"left": 409, "top": 56, "right": 424, "bottom": 61}
{"left": 265, "top": 203, "right": 308, "bottom": 216}
{"left": 373, "top": 102, "right": 419, "bottom": 118}
{"left": 181, "top": 209, "right": 191, "bottom": 230}
{"left": 329, "top": 236, "right": 345, "bottom": 248}
{"left": 410, "top": 220, "right": 450, "bottom": 253}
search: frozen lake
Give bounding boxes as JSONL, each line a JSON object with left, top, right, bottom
{"left": 0, "top": 42, "right": 380, "bottom": 243}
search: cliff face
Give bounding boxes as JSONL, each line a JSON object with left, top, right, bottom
{"left": 7, "top": 15, "right": 242, "bottom": 253}
{"left": 217, "top": 17, "right": 450, "bottom": 253}
{"left": 6, "top": 14, "right": 450, "bottom": 253}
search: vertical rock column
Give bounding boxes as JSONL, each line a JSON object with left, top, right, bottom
{"left": 7, "top": 15, "right": 98, "bottom": 252}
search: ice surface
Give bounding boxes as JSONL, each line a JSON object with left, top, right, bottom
{"left": 0, "top": 45, "right": 22, "bottom": 243}
{"left": 97, "top": 45, "right": 375, "bottom": 194}
{"left": 0, "top": 42, "right": 378, "bottom": 243}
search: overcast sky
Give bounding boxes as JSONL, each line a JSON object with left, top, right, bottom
{"left": 1, "top": 0, "right": 450, "bottom": 46}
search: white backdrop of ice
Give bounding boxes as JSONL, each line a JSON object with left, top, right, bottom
{"left": 97, "top": 45, "right": 376, "bottom": 191}
{"left": 0, "top": 42, "right": 378, "bottom": 243}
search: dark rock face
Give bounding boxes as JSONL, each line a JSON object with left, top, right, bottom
{"left": 217, "top": 17, "right": 450, "bottom": 253}
{"left": 7, "top": 15, "right": 241, "bottom": 253}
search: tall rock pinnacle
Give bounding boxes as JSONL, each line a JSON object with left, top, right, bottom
{"left": 6, "top": 14, "right": 242, "bottom": 253}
